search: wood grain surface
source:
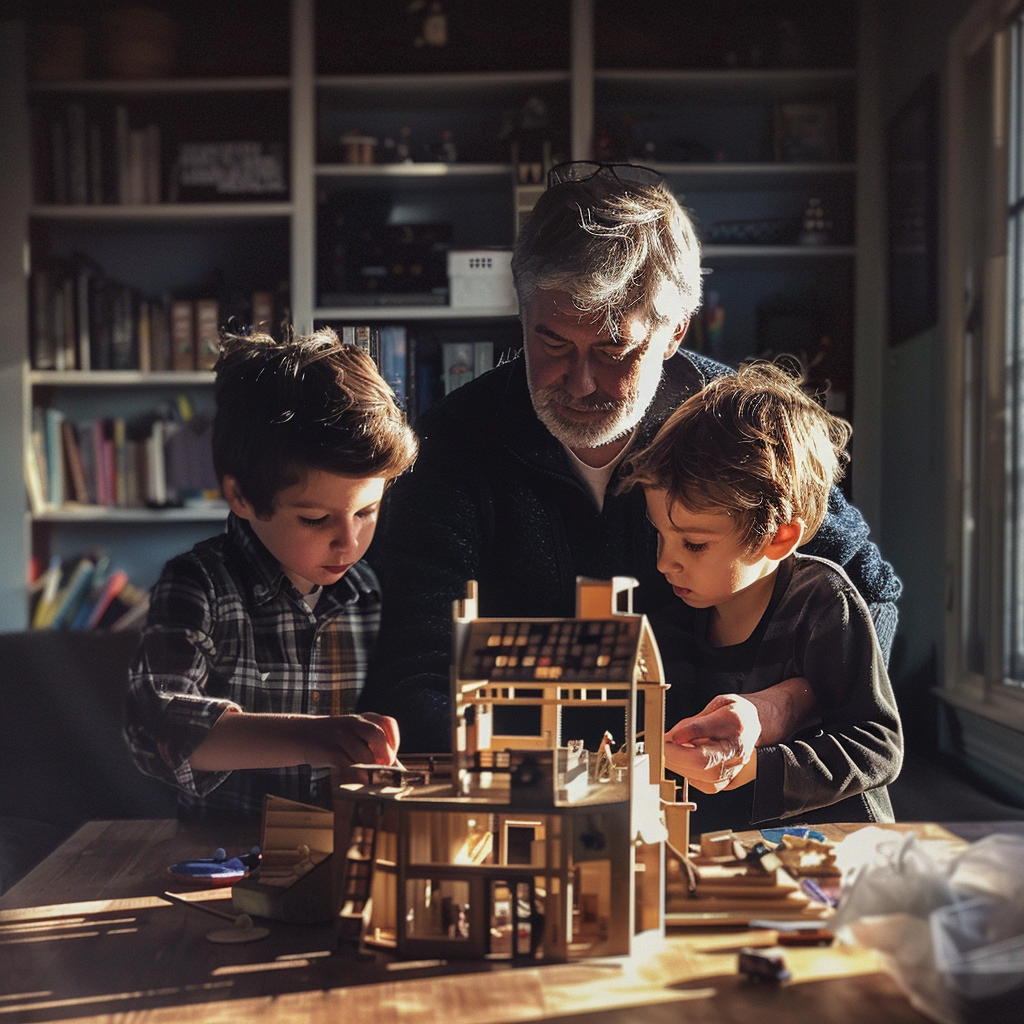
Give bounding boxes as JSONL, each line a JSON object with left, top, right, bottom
{"left": 0, "top": 819, "right": 942, "bottom": 1024}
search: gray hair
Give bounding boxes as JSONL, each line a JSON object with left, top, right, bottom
{"left": 511, "top": 175, "right": 703, "bottom": 335}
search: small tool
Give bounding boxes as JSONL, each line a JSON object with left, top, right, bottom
{"left": 160, "top": 890, "right": 270, "bottom": 944}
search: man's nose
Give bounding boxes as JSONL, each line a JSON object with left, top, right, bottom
{"left": 562, "top": 353, "right": 597, "bottom": 397}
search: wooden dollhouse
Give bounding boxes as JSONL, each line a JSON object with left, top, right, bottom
{"left": 331, "top": 576, "right": 694, "bottom": 962}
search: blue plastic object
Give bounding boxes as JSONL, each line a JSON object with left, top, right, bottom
{"left": 760, "top": 827, "right": 827, "bottom": 845}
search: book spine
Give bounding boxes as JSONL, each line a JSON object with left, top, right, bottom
{"left": 194, "top": 298, "right": 220, "bottom": 370}
{"left": 170, "top": 300, "right": 195, "bottom": 370}
{"left": 44, "top": 408, "right": 65, "bottom": 507}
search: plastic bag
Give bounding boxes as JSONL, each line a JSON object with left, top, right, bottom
{"left": 831, "top": 830, "right": 1024, "bottom": 1024}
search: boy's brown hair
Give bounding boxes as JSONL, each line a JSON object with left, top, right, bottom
{"left": 212, "top": 327, "right": 418, "bottom": 517}
{"left": 625, "top": 361, "right": 851, "bottom": 551}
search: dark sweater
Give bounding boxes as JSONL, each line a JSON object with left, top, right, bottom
{"left": 361, "top": 350, "right": 902, "bottom": 752}
{"left": 653, "top": 554, "right": 902, "bottom": 833}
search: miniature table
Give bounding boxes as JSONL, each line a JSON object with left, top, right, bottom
{"left": 0, "top": 817, "right": 972, "bottom": 1024}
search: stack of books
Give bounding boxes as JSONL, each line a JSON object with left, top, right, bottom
{"left": 29, "top": 553, "right": 150, "bottom": 632}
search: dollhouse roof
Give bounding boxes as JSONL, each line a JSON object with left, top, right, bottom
{"left": 458, "top": 616, "right": 644, "bottom": 684}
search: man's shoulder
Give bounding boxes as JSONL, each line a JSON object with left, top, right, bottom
{"left": 417, "top": 357, "right": 521, "bottom": 437}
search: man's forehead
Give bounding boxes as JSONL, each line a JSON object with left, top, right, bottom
{"left": 531, "top": 291, "right": 651, "bottom": 343}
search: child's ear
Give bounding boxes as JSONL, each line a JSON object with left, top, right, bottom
{"left": 222, "top": 475, "right": 254, "bottom": 520}
{"left": 764, "top": 520, "right": 804, "bottom": 561}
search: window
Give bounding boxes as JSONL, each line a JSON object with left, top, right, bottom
{"left": 945, "top": 0, "right": 1024, "bottom": 792}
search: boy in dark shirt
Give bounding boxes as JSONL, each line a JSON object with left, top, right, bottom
{"left": 625, "top": 361, "right": 903, "bottom": 834}
{"left": 125, "top": 328, "right": 418, "bottom": 819}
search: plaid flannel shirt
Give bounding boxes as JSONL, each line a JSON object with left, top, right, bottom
{"left": 124, "top": 513, "right": 381, "bottom": 821}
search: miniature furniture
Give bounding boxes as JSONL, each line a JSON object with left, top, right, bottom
{"left": 332, "top": 577, "right": 695, "bottom": 962}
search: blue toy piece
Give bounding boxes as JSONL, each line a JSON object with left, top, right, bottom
{"left": 167, "top": 846, "right": 262, "bottom": 886}
{"left": 760, "top": 826, "right": 826, "bottom": 845}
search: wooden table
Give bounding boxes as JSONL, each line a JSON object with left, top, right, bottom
{"left": 0, "top": 818, "right": 961, "bottom": 1024}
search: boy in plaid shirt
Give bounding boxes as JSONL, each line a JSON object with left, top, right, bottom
{"left": 125, "top": 327, "right": 418, "bottom": 820}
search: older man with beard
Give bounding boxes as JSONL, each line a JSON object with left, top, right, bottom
{"left": 359, "top": 162, "right": 901, "bottom": 780}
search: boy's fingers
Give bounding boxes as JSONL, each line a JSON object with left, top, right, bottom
{"left": 362, "top": 712, "right": 401, "bottom": 761}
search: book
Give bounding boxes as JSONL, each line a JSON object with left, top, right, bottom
{"left": 87, "top": 271, "right": 114, "bottom": 370}
{"left": 30, "top": 266, "right": 56, "bottom": 370}
{"left": 58, "top": 270, "right": 77, "bottom": 370}
{"left": 61, "top": 418, "right": 89, "bottom": 504}
{"left": 45, "top": 407, "right": 65, "bottom": 507}
{"left": 251, "top": 290, "right": 275, "bottom": 334}
{"left": 31, "top": 554, "right": 64, "bottom": 629}
{"left": 115, "top": 104, "right": 130, "bottom": 205}
{"left": 144, "top": 122, "right": 162, "bottom": 204}
{"left": 194, "top": 298, "right": 220, "bottom": 370}
{"left": 24, "top": 418, "right": 47, "bottom": 514}
{"left": 137, "top": 299, "right": 152, "bottom": 372}
{"left": 96, "top": 580, "right": 150, "bottom": 631}
{"left": 46, "top": 556, "right": 97, "bottom": 630}
{"left": 87, "top": 121, "right": 105, "bottom": 205}
{"left": 66, "top": 102, "right": 88, "bottom": 206}
{"left": 149, "top": 297, "right": 172, "bottom": 371}
{"left": 81, "top": 567, "right": 128, "bottom": 630}
{"left": 110, "top": 283, "right": 138, "bottom": 370}
{"left": 442, "top": 341, "right": 475, "bottom": 394}
{"left": 170, "top": 299, "right": 195, "bottom": 370}
{"left": 145, "top": 418, "right": 168, "bottom": 506}
{"left": 74, "top": 258, "right": 92, "bottom": 371}
{"left": 378, "top": 325, "right": 407, "bottom": 406}
{"left": 68, "top": 554, "right": 111, "bottom": 630}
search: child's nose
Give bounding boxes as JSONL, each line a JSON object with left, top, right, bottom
{"left": 331, "top": 522, "right": 357, "bottom": 551}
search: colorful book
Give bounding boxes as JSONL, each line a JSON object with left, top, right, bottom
{"left": 83, "top": 568, "right": 129, "bottom": 631}
{"left": 46, "top": 557, "right": 97, "bottom": 630}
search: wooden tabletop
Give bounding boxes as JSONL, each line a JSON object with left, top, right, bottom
{"left": 0, "top": 818, "right": 947, "bottom": 1024}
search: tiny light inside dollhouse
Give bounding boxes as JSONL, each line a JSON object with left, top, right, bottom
{"left": 332, "top": 576, "right": 693, "bottom": 962}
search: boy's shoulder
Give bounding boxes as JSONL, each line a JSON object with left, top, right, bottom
{"left": 780, "top": 552, "right": 873, "bottom": 623}
{"left": 157, "top": 527, "right": 251, "bottom": 595}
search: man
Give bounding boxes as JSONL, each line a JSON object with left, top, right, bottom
{"left": 360, "top": 161, "right": 901, "bottom": 769}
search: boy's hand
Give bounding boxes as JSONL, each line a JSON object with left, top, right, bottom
{"left": 303, "top": 712, "right": 401, "bottom": 769}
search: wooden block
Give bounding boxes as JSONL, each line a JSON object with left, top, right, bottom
{"left": 700, "top": 831, "right": 735, "bottom": 858}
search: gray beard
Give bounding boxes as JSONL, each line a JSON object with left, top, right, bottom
{"left": 530, "top": 387, "right": 640, "bottom": 450}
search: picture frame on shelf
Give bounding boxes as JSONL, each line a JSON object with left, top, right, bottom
{"left": 773, "top": 101, "right": 838, "bottom": 163}
{"left": 886, "top": 75, "right": 938, "bottom": 346}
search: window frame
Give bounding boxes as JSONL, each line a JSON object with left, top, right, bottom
{"left": 943, "top": 0, "right": 1024, "bottom": 787}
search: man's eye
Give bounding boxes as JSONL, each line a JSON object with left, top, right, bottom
{"left": 542, "top": 340, "right": 571, "bottom": 355}
{"left": 596, "top": 345, "right": 632, "bottom": 363}
{"left": 300, "top": 515, "right": 329, "bottom": 526}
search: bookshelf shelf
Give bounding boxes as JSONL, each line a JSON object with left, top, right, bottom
{"left": 29, "top": 370, "right": 216, "bottom": 387}
{"left": 701, "top": 245, "right": 856, "bottom": 259}
{"left": 317, "top": 71, "right": 570, "bottom": 92}
{"left": 316, "top": 164, "right": 513, "bottom": 180}
{"left": 31, "top": 504, "right": 228, "bottom": 524}
{"left": 30, "top": 203, "right": 293, "bottom": 221}
{"left": 316, "top": 306, "right": 519, "bottom": 322}
{"left": 30, "top": 77, "right": 292, "bottom": 95}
